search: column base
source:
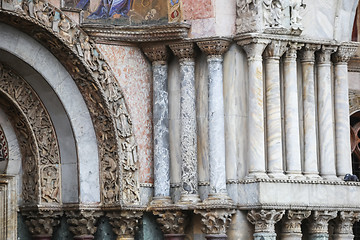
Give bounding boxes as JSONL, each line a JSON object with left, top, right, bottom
{"left": 321, "top": 174, "right": 340, "bottom": 181}
{"left": 74, "top": 235, "right": 94, "bottom": 240}
{"left": 281, "top": 232, "right": 302, "bottom": 240}
{"left": 205, "top": 234, "right": 227, "bottom": 240}
{"left": 164, "top": 233, "right": 186, "bottom": 240}
{"left": 333, "top": 234, "right": 354, "bottom": 240}
{"left": 247, "top": 172, "right": 269, "bottom": 179}
{"left": 286, "top": 172, "right": 305, "bottom": 180}
{"left": 150, "top": 196, "right": 172, "bottom": 206}
{"left": 268, "top": 172, "right": 287, "bottom": 179}
{"left": 178, "top": 194, "right": 201, "bottom": 204}
{"left": 309, "top": 233, "right": 329, "bottom": 240}
{"left": 304, "top": 173, "right": 321, "bottom": 180}
{"left": 203, "top": 193, "right": 233, "bottom": 204}
{"left": 32, "top": 235, "right": 52, "bottom": 240}
{"left": 253, "top": 232, "right": 276, "bottom": 240}
{"left": 116, "top": 237, "right": 134, "bottom": 240}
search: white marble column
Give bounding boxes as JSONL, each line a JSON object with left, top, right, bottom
{"left": 281, "top": 210, "right": 311, "bottom": 240}
{"left": 316, "top": 46, "right": 338, "bottom": 180}
{"left": 238, "top": 39, "right": 270, "bottom": 179}
{"left": 308, "top": 211, "right": 337, "bottom": 240}
{"left": 333, "top": 211, "right": 360, "bottom": 240}
{"left": 142, "top": 45, "right": 172, "bottom": 204}
{"left": 264, "top": 41, "right": 287, "bottom": 179}
{"left": 169, "top": 42, "right": 200, "bottom": 203}
{"left": 283, "top": 42, "right": 304, "bottom": 178}
{"left": 247, "top": 209, "right": 285, "bottom": 240}
{"left": 197, "top": 39, "right": 231, "bottom": 202}
{"left": 333, "top": 45, "right": 357, "bottom": 179}
{"left": 299, "top": 44, "right": 321, "bottom": 179}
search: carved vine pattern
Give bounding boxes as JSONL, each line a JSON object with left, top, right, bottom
{"left": 0, "top": 63, "right": 60, "bottom": 204}
{"left": 0, "top": 124, "right": 9, "bottom": 162}
{"left": 0, "top": 0, "right": 139, "bottom": 205}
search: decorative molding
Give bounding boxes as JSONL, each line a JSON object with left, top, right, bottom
{"left": 0, "top": 0, "right": 140, "bottom": 206}
{"left": 153, "top": 210, "right": 188, "bottom": 235}
{"left": 107, "top": 210, "right": 143, "bottom": 238}
{"left": 308, "top": 210, "right": 337, "bottom": 234}
{"left": 282, "top": 210, "right": 311, "bottom": 234}
{"left": 195, "top": 209, "right": 236, "bottom": 235}
{"left": 0, "top": 125, "right": 9, "bottom": 162}
{"left": 81, "top": 23, "right": 190, "bottom": 44}
{"left": 247, "top": 209, "right": 285, "bottom": 233}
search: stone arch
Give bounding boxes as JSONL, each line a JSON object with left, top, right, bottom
{"left": 0, "top": 0, "right": 140, "bottom": 206}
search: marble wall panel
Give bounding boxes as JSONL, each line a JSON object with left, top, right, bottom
{"left": 182, "top": 0, "right": 214, "bottom": 20}
{"left": 188, "top": 18, "right": 216, "bottom": 39}
{"left": 349, "top": 72, "right": 360, "bottom": 91}
{"left": 97, "top": 44, "right": 153, "bottom": 184}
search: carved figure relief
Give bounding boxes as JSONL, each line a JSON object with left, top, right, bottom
{"left": 263, "top": 0, "right": 283, "bottom": 27}
{"left": 58, "top": 14, "right": 73, "bottom": 44}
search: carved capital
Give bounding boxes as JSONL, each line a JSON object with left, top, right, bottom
{"left": 142, "top": 44, "right": 169, "bottom": 63}
{"left": 334, "top": 211, "right": 360, "bottom": 235}
{"left": 153, "top": 210, "right": 188, "bottom": 235}
{"left": 169, "top": 42, "right": 196, "bottom": 61}
{"left": 197, "top": 39, "right": 231, "bottom": 57}
{"left": 107, "top": 210, "right": 143, "bottom": 237}
{"left": 299, "top": 44, "right": 321, "bottom": 62}
{"left": 284, "top": 42, "right": 304, "bottom": 60}
{"left": 264, "top": 41, "right": 287, "bottom": 60}
{"left": 333, "top": 45, "right": 358, "bottom": 64}
{"left": 247, "top": 209, "right": 285, "bottom": 233}
{"left": 238, "top": 39, "right": 270, "bottom": 61}
{"left": 23, "top": 210, "right": 62, "bottom": 237}
{"left": 66, "top": 209, "right": 102, "bottom": 237}
{"left": 282, "top": 210, "right": 311, "bottom": 234}
{"left": 316, "top": 45, "right": 338, "bottom": 64}
{"left": 194, "top": 209, "right": 235, "bottom": 235}
{"left": 308, "top": 210, "right": 337, "bottom": 234}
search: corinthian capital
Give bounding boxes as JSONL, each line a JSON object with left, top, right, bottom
{"left": 197, "top": 39, "right": 231, "bottom": 57}
{"left": 153, "top": 210, "right": 188, "bottom": 235}
{"left": 299, "top": 44, "right": 321, "bottom": 62}
{"left": 264, "top": 40, "right": 287, "bottom": 60}
{"left": 316, "top": 45, "right": 338, "bottom": 64}
{"left": 169, "top": 42, "right": 196, "bottom": 60}
{"left": 238, "top": 38, "right": 271, "bottom": 61}
{"left": 334, "top": 211, "right": 360, "bottom": 235}
{"left": 333, "top": 45, "right": 358, "bottom": 64}
{"left": 66, "top": 209, "right": 102, "bottom": 237}
{"left": 107, "top": 210, "right": 143, "bottom": 238}
{"left": 247, "top": 209, "right": 285, "bottom": 233}
{"left": 308, "top": 210, "right": 337, "bottom": 234}
{"left": 284, "top": 42, "right": 304, "bottom": 60}
{"left": 195, "top": 209, "right": 236, "bottom": 235}
{"left": 142, "top": 44, "right": 169, "bottom": 63}
{"left": 282, "top": 210, "right": 311, "bottom": 234}
{"left": 23, "top": 209, "right": 62, "bottom": 238}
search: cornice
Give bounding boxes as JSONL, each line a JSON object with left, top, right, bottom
{"left": 81, "top": 23, "right": 191, "bottom": 44}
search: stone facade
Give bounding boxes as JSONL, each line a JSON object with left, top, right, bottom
{"left": 0, "top": 0, "right": 360, "bottom": 239}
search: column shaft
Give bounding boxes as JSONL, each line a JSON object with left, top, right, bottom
{"left": 240, "top": 40, "right": 270, "bottom": 178}
{"left": 316, "top": 46, "right": 337, "bottom": 180}
{"left": 284, "top": 43, "right": 303, "bottom": 177}
{"left": 264, "top": 41, "right": 287, "bottom": 178}
{"left": 152, "top": 62, "right": 171, "bottom": 200}
{"left": 300, "top": 45, "right": 321, "bottom": 178}
{"left": 333, "top": 46, "right": 357, "bottom": 178}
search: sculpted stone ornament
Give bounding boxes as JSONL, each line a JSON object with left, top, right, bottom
{"left": 23, "top": 210, "right": 62, "bottom": 240}
{"left": 333, "top": 211, "right": 360, "bottom": 239}
{"left": 107, "top": 210, "right": 142, "bottom": 239}
{"left": 153, "top": 210, "right": 188, "bottom": 239}
{"left": 0, "top": 125, "right": 9, "bottom": 162}
{"left": 247, "top": 209, "right": 285, "bottom": 240}
{"left": 195, "top": 209, "right": 236, "bottom": 239}
{"left": 333, "top": 45, "right": 358, "bottom": 64}
{"left": 66, "top": 209, "right": 102, "bottom": 239}
{"left": 281, "top": 210, "right": 310, "bottom": 239}
{"left": 308, "top": 210, "right": 338, "bottom": 237}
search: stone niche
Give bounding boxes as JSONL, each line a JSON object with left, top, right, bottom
{"left": 0, "top": 175, "right": 16, "bottom": 240}
{"left": 236, "top": 0, "right": 358, "bottom": 41}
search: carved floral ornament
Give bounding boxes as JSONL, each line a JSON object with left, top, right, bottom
{"left": 0, "top": 0, "right": 139, "bottom": 206}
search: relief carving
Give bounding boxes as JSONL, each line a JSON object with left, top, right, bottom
{"left": 0, "top": 125, "right": 9, "bottom": 162}
{"left": 107, "top": 210, "right": 142, "bottom": 237}
{"left": 195, "top": 209, "right": 236, "bottom": 235}
{"left": 153, "top": 210, "right": 188, "bottom": 235}
{"left": 23, "top": 210, "right": 62, "bottom": 237}
{"left": 263, "top": 0, "right": 283, "bottom": 28}
{"left": 66, "top": 209, "right": 101, "bottom": 237}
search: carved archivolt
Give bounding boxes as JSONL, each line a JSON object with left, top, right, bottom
{"left": 0, "top": 124, "right": 9, "bottom": 162}
{"left": 0, "top": 0, "right": 139, "bottom": 205}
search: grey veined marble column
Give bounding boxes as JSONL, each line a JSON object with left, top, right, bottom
{"left": 142, "top": 45, "right": 171, "bottom": 204}
{"left": 170, "top": 42, "right": 200, "bottom": 203}
{"left": 299, "top": 44, "right": 321, "bottom": 179}
{"left": 264, "top": 41, "right": 287, "bottom": 179}
{"left": 283, "top": 42, "right": 304, "bottom": 179}
{"left": 316, "top": 46, "right": 338, "bottom": 180}
{"left": 333, "top": 45, "right": 357, "bottom": 179}
{"left": 238, "top": 39, "right": 270, "bottom": 179}
{"left": 197, "top": 39, "right": 232, "bottom": 202}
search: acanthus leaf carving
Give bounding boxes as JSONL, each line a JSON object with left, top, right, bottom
{"left": 282, "top": 210, "right": 311, "bottom": 234}
{"left": 23, "top": 210, "right": 62, "bottom": 237}
{"left": 247, "top": 209, "right": 285, "bottom": 233}
{"left": 195, "top": 209, "right": 236, "bottom": 235}
{"left": 308, "top": 210, "right": 338, "bottom": 234}
{"left": 107, "top": 210, "right": 143, "bottom": 237}
{"left": 334, "top": 211, "right": 360, "bottom": 235}
{"left": 153, "top": 210, "right": 188, "bottom": 235}
{"left": 66, "top": 209, "right": 102, "bottom": 237}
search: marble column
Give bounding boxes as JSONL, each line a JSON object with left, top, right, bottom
{"left": 238, "top": 39, "right": 270, "bottom": 179}
{"left": 247, "top": 209, "right": 285, "bottom": 240}
{"left": 281, "top": 210, "right": 311, "bottom": 240}
{"left": 299, "top": 44, "right": 321, "bottom": 179}
{"left": 169, "top": 42, "right": 200, "bottom": 203}
{"left": 333, "top": 211, "right": 360, "bottom": 240}
{"left": 263, "top": 40, "right": 287, "bottom": 178}
{"left": 107, "top": 211, "right": 143, "bottom": 240}
{"left": 154, "top": 210, "right": 188, "bottom": 240}
{"left": 308, "top": 211, "right": 337, "bottom": 240}
{"left": 197, "top": 39, "right": 232, "bottom": 201}
{"left": 283, "top": 42, "right": 304, "bottom": 178}
{"left": 142, "top": 45, "right": 172, "bottom": 204}
{"left": 333, "top": 45, "right": 357, "bottom": 179}
{"left": 316, "top": 46, "right": 338, "bottom": 180}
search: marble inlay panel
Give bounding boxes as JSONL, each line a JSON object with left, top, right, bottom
{"left": 182, "top": 0, "right": 214, "bottom": 20}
